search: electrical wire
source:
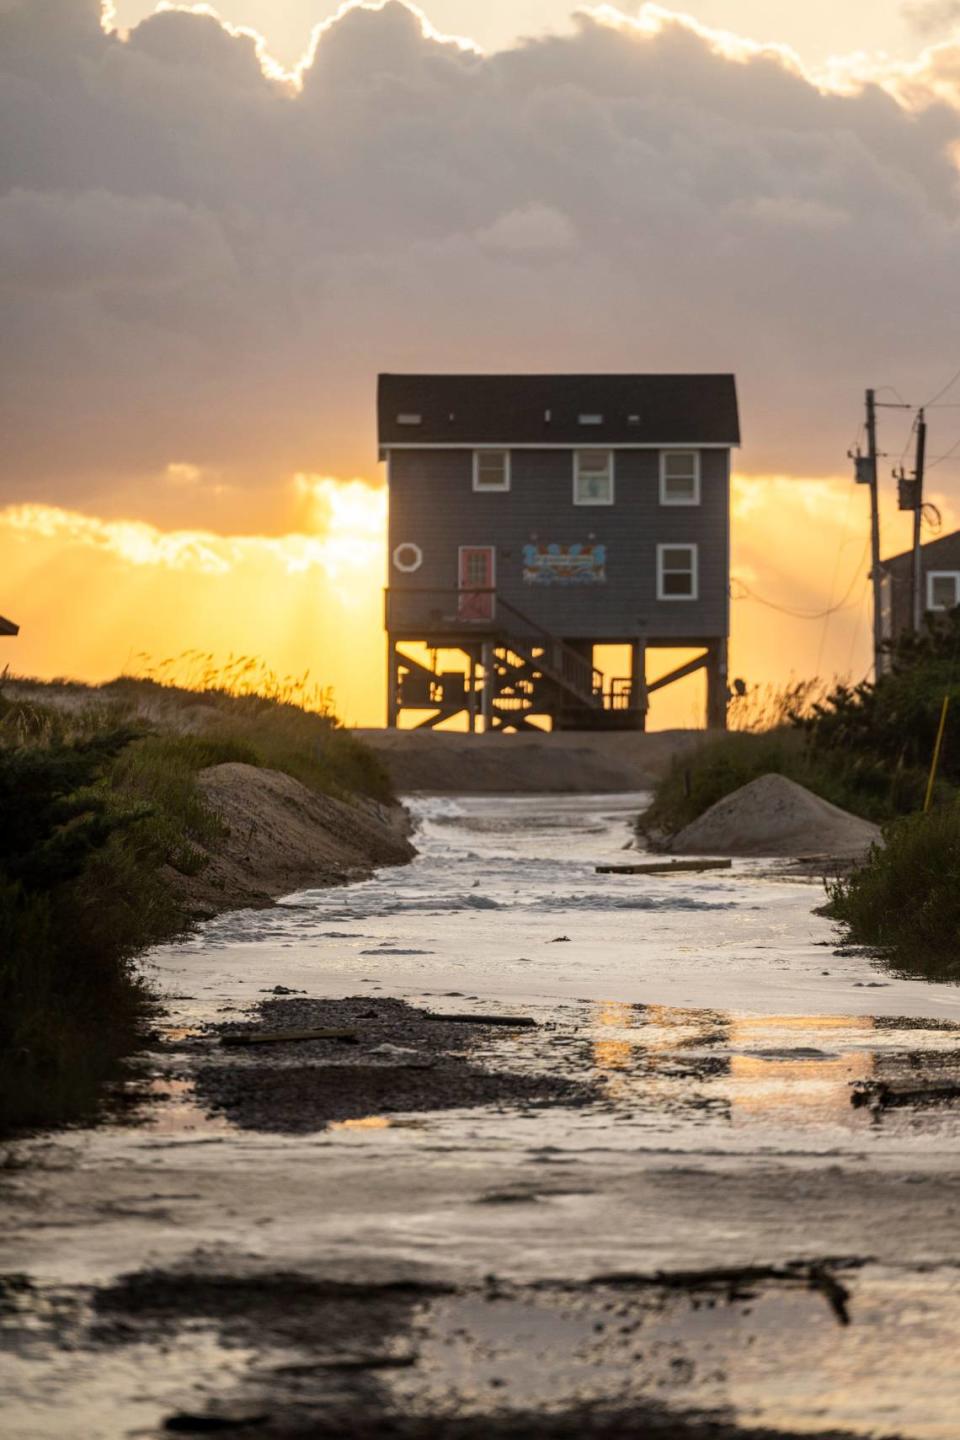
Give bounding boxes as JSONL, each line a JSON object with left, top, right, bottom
{"left": 874, "top": 386, "right": 911, "bottom": 406}
{"left": 927, "top": 433, "right": 960, "bottom": 472}
{"left": 816, "top": 489, "right": 857, "bottom": 675}
{"left": 732, "top": 551, "right": 867, "bottom": 621}
{"left": 924, "top": 365, "right": 960, "bottom": 409}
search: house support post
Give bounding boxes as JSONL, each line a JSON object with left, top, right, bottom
{"left": 480, "top": 642, "right": 495, "bottom": 732}
{"left": 706, "top": 639, "right": 728, "bottom": 730}
{"left": 630, "top": 639, "right": 648, "bottom": 729}
{"left": 386, "top": 636, "right": 399, "bottom": 729}
{"left": 467, "top": 648, "right": 478, "bottom": 733}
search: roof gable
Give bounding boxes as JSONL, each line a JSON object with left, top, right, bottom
{"left": 882, "top": 529, "right": 960, "bottom": 573}
{"left": 378, "top": 373, "right": 740, "bottom": 447}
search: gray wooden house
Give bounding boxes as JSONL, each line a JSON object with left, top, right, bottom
{"left": 880, "top": 530, "right": 960, "bottom": 646}
{"left": 379, "top": 373, "right": 740, "bottom": 731}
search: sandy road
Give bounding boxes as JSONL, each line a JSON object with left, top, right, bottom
{"left": 3, "top": 793, "right": 960, "bottom": 1438}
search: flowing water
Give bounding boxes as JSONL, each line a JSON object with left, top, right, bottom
{"left": 4, "top": 792, "right": 960, "bottom": 1438}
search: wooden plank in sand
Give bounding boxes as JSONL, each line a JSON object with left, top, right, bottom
{"left": 220, "top": 1027, "right": 358, "bottom": 1046}
{"left": 595, "top": 859, "right": 733, "bottom": 876}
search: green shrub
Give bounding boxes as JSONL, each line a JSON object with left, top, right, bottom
{"left": 0, "top": 728, "right": 163, "bottom": 1133}
{"left": 0, "top": 677, "right": 397, "bottom": 1133}
{"left": 641, "top": 729, "right": 935, "bottom": 837}
{"left": 644, "top": 612, "right": 960, "bottom": 838}
{"left": 825, "top": 807, "right": 960, "bottom": 976}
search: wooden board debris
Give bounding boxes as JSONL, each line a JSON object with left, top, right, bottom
{"left": 424, "top": 1012, "right": 539, "bottom": 1028}
{"left": 595, "top": 859, "right": 733, "bottom": 876}
{"left": 220, "top": 1027, "right": 358, "bottom": 1046}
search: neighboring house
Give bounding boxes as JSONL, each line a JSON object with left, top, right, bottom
{"left": 0, "top": 615, "right": 18, "bottom": 638}
{"left": 880, "top": 531, "right": 960, "bottom": 647}
{"left": 378, "top": 373, "right": 740, "bottom": 731}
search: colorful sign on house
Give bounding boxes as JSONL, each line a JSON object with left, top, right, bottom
{"left": 522, "top": 543, "right": 606, "bottom": 585}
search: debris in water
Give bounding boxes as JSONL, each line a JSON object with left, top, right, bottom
{"left": 220, "top": 1027, "right": 358, "bottom": 1047}
{"left": 596, "top": 859, "right": 732, "bottom": 875}
{"left": 424, "top": 1012, "right": 539, "bottom": 1028}
{"left": 163, "top": 1413, "right": 267, "bottom": 1433}
{"left": 852, "top": 1079, "right": 960, "bottom": 1112}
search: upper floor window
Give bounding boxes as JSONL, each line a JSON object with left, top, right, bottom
{"left": 657, "top": 543, "right": 698, "bottom": 600}
{"left": 927, "top": 571, "right": 960, "bottom": 611}
{"left": 574, "top": 450, "right": 614, "bottom": 505}
{"left": 473, "top": 450, "right": 510, "bottom": 491}
{"left": 660, "top": 451, "right": 700, "bottom": 505}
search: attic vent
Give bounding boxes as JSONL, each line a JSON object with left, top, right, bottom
{"left": 397, "top": 413, "right": 422, "bottom": 425}
{"left": 579, "top": 414, "right": 603, "bottom": 425}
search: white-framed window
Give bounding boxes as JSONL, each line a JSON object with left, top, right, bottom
{"left": 574, "top": 449, "right": 614, "bottom": 505}
{"left": 473, "top": 450, "right": 510, "bottom": 492}
{"left": 657, "top": 543, "right": 698, "bottom": 600}
{"left": 927, "top": 571, "right": 960, "bottom": 611}
{"left": 659, "top": 451, "right": 701, "bottom": 506}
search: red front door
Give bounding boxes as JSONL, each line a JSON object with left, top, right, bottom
{"left": 458, "top": 546, "right": 495, "bottom": 622}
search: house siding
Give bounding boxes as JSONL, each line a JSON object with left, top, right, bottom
{"left": 387, "top": 447, "right": 729, "bottom": 641}
{"left": 883, "top": 532, "right": 960, "bottom": 642}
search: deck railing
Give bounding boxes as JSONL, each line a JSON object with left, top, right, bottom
{"left": 385, "top": 587, "right": 605, "bottom": 707}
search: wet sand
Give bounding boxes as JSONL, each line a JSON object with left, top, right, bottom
{"left": 3, "top": 794, "right": 960, "bottom": 1438}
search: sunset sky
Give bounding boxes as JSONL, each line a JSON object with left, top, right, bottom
{"left": 3, "top": 0, "right": 960, "bottom": 725}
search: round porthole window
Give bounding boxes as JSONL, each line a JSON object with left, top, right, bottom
{"left": 392, "top": 542, "right": 423, "bottom": 573}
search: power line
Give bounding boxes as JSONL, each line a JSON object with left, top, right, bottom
{"left": 732, "top": 565, "right": 865, "bottom": 621}
{"left": 924, "top": 365, "right": 960, "bottom": 408}
{"left": 873, "top": 386, "right": 911, "bottom": 406}
{"left": 927, "top": 433, "right": 960, "bottom": 472}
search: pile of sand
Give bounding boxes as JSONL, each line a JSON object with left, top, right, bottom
{"left": 669, "top": 773, "right": 882, "bottom": 858}
{"left": 177, "top": 763, "right": 415, "bottom": 912}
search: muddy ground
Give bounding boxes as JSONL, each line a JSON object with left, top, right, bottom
{"left": 3, "top": 793, "right": 960, "bottom": 1438}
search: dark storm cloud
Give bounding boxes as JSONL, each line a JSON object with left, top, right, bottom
{"left": 1, "top": 0, "right": 959, "bottom": 518}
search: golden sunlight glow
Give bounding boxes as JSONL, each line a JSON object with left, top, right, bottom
{"left": 592, "top": 999, "right": 635, "bottom": 1072}
{"left": 107, "top": 0, "right": 482, "bottom": 90}
{"left": 6, "top": 468, "right": 951, "bottom": 729}
{"left": 100, "top": 0, "right": 942, "bottom": 104}
{"left": 584, "top": 2, "right": 810, "bottom": 80}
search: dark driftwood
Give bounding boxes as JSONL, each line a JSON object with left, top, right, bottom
{"left": 851, "top": 1078, "right": 960, "bottom": 1111}
{"left": 220, "top": 1028, "right": 358, "bottom": 1046}
{"left": 424, "top": 1012, "right": 538, "bottom": 1028}
{"left": 596, "top": 859, "right": 733, "bottom": 875}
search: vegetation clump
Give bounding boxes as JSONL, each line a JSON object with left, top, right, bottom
{"left": 643, "top": 615, "right": 960, "bottom": 838}
{"left": 824, "top": 808, "right": 960, "bottom": 977}
{"left": 0, "top": 667, "right": 397, "bottom": 1134}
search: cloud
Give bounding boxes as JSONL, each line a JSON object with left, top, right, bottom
{"left": 902, "top": 1, "right": 960, "bottom": 36}
{"left": 476, "top": 203, "right": 578, "bottom": 255}
{"left": 0, "top": 476, "right": 387, "bottom": 579}
{"left": 1, "top": 0, "right": 960, "bottom": 524}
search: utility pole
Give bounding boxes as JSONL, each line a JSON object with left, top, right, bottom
{"left": 852, "top": 389, "right": 883, "bottom": 677}
{"left": 912, "top": 409, "right": 927, "bottom": 633}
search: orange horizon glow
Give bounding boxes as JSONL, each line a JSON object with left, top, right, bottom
{"left": 4, "top": 468, "right": 950, "bottom": 730}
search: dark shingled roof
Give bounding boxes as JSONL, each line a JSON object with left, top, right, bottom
{"left": 882, "top": 529, "right": 960, "bottom": 575}
{"left": 378, "top": 373, "right": 740, "bottom": 447}
{"left": 0, "top": 614, "right": 18, "bottom": 637}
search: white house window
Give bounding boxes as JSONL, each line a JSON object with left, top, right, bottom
{"left": 657, "top": 543, "right": 698, "bottom": 600}
{"left": 927, "top": 571, "right": 960, "bottom": 611}
{"left": 574, "top": 450, "right": 614, "bottom": 505}
{"left": 473, "top": 450, "right": 510, "bottom": 492}
{"left": 660, "top": 451, "right": 701, "bottom": 506}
